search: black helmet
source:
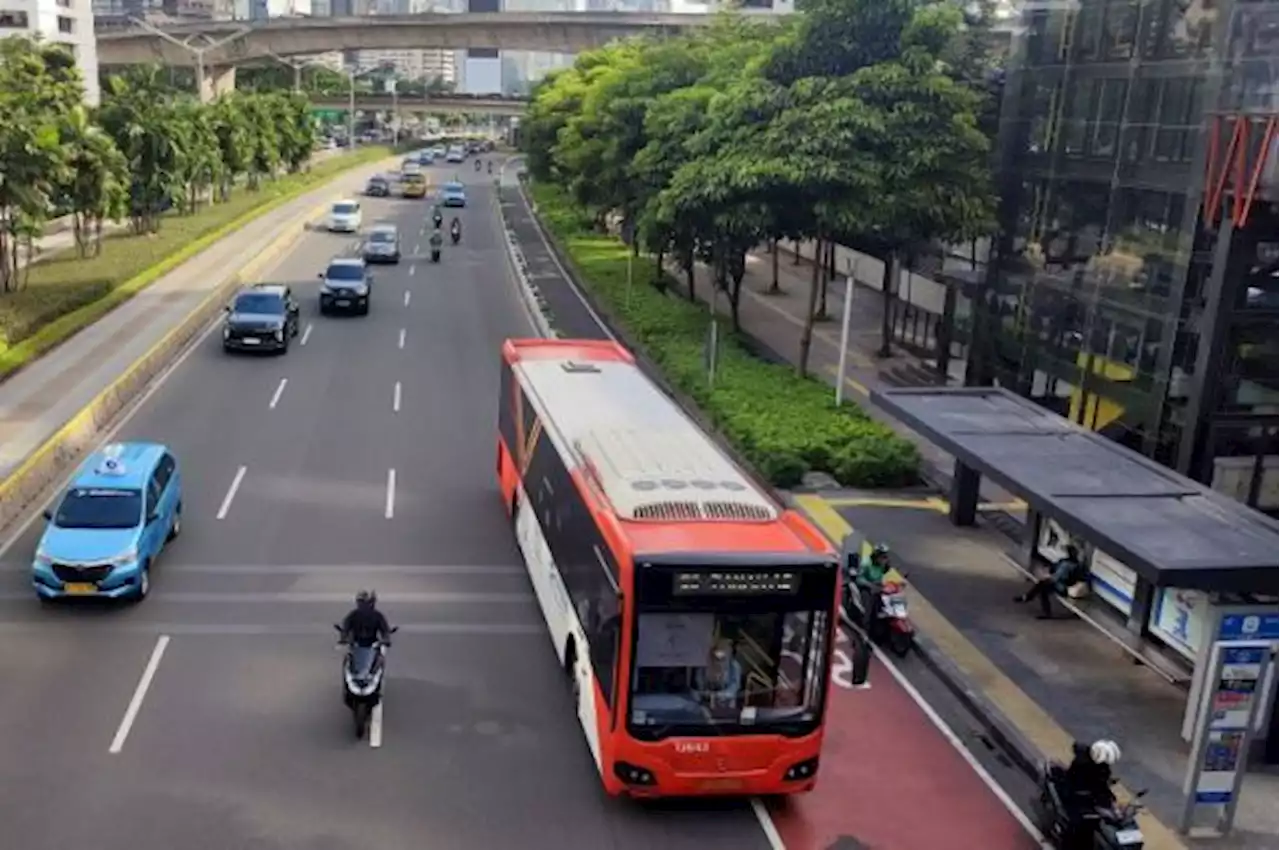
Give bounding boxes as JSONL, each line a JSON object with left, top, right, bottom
{"left": 355, "top": 589, "right": 377, "bottom": 610}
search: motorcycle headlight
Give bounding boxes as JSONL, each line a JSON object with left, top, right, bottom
{"left": 111, "top": 547, "right": 138, "bottom": 567}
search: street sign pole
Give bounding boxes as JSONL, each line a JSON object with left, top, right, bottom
{"left": 835, "top": 258, "right": 859, "bottom": 406}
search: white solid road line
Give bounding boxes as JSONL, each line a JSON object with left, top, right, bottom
{"left": 109, "top": 635, "right": 170, "bottom": 754}
{"left": 370, "top": 692, "right": 384, "bottom": 749}
{"left": 750, "top": 799, "right": 787, "bottom": 850}
{"left": 398, "top": 328, "right": 406, "bottom": 349}
{"left": 216, "top": 466, "right": 247, "bottom": 520}
{"left": 393, "top": 381, "right": 402, "bottom": 413}
{"left": 404, "top": 289, "right": 411, "bottom": 306}
{"left": 300, "top": 323, "right": 313, "bottom": 346}
{"left": 268, "top": 378, "right": 288, "bottom": 410}
{"left": 384, "top": 468, "right": 396, "bottom": 519}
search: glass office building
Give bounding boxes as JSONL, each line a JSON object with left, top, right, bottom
{"left": 975, "top": 0, "right": 1277, "bottom": 514}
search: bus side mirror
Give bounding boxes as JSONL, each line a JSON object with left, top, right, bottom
{"left": 840, "top": 531, "right": 866, "bottom": 574}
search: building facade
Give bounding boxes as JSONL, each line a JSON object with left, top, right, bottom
{"left": 975, "top": 0, "right": 1278, "bottom": 514}
{"left": 2, "top": 0, "right": 100, "bottom": 104}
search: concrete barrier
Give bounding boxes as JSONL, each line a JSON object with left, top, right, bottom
{"left": 0, "top": 159, "right": 396, "bottom": 537}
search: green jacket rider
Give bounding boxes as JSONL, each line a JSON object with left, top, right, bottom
{"left": 855, "top": 544, "right": 892, "bottom": 588}
{"left": 429, "top": 230, "right": 443, "bottom": 249}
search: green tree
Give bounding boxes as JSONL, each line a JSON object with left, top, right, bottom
{"left": 240, "top": 94, "right": 282, "bottom": 187}
{"left": 98, "top": 66, "right": 185, "bottom": 234}
{"left": 0, "top": 37, "right": 78, "bottom": 291}
{"left": 59, "top": 105, "right": 129, "bottom": 257}
{"left": 272, "top": 92, "right": 316, "bottom": 174}
{"left": 209, "top": 94, "right": 251, "bottom": 201}
{"left": 171, "top": 99, "right": 222, "bottom": 213}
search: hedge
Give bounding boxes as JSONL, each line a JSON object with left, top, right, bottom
{"left": 528, "top": 181, "right": 921, "bottom": 490}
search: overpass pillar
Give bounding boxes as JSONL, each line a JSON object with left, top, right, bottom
{"left": 198, "top": 64, "right": 237, "bottom": 104}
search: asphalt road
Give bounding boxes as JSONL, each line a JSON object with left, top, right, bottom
{"left": 0, "top": 170, "right": 773, "bottom": 850}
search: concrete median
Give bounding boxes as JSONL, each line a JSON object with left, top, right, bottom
{"left": 0, "top": 157, "right": 398, "bottom": 536}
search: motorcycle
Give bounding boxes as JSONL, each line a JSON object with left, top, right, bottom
{"left": 1035, "top": 761, "right": 1147, "bottom": 849}
{"left": 334, "top": 624, "right": 399, "bottom": 739}
{"left": 432, "top": 213, "right": 443, "bottom": 230}
{"left": 450, "top": 227, "right": 461, "bottom": 245}
{"left": 844, "top": 567, "right": 916, "bottom": 657}
{"left": 475, "top": 159, "right": 482, "bottom": 172}
{"left": 430, "top": 246, "right": 441, "bottom": 263}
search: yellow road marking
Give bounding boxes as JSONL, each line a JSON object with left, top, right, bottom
{"left": 823, "top": 495, "right": 1028, "bottom": 514}
{"left": 794, "top": 493, "right": 1187, "bottom": 850}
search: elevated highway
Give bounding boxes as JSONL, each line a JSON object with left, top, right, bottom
{"left": 311, "top": 94, "right": 528, "bottom": 115}
{"left": 96, "top": 12, "right": 712, "bottom": 68}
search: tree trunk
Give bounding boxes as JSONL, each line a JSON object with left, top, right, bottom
{"left": 654, "top": 248, "right": 666, "bottom": 292}
{"left": 816, "top": 243, "right": 830, "bottom": 321}
{"left": 793, "top": 239, "right": 801, "bottom": 264}
{"left": 769, "top": 239, "right": 781, "bottom": 293}
{"left": 682, "top": 247, "right": 696, "bottom": 302}
{"left": 728, "top": 251, "right": 746, "bottom": 331}
{"left": 879, "top": 250, "right": 897, "bottom": 358}
{"left": 797, "top": 239, "right": 824, "bottom": 377}
{"left": 74, "top": 212, "right": 89, "bottom": 258}
{"left": 93, "top": 217, "right": 104, "bottom": 257}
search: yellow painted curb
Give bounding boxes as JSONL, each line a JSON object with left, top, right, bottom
{"left": 792, "top": 493, "right": 1188, "bottom": 850}
{"left": 0, "top": 155, "right": 400, "bottom": 534}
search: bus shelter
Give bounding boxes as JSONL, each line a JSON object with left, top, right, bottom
{"left": 872, "top": 387, "right": 1278, "bottom": 781}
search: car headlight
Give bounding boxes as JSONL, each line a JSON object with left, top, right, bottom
{"left": 111, "top": 547, "right": 138, "bottom": 567}
{"left": 34, "top": 549, "right": 53, "bottom": 567}
{"left": 274, "top": 328, "right": 284, "bottom": 341}
{"left": 354, "top": 284, "right": 369, "bottom": 296}
{"left": 223, "top": 326, "right": 231, "bottom": 338}
{"left": 320, "top": 283, "right": 334, "bottom": 294}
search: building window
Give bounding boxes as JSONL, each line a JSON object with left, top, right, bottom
{"left": 0, "top": 9, "right": 30, "bottom": 27}
{"left": 57, "top": 15, "right": 74, "bottom": 33}
{"left": 57, "top": 0, "right": 72, "bottom": 7}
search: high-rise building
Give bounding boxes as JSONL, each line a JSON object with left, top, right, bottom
{"left": 4, "top": 0, "right": 101, "bottom": 104}
{"left": 235, "top": 0, "right": 309, "bottom": 18}
{"left": 972, "top": 0, "right": 1278, "bottom": 514}
{"left": 94, "top": 0, "right": 232, "bottom": 26}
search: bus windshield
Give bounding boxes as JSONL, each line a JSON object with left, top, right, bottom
{"left": 627, "top": 566, "right": 834, "bottom": 740}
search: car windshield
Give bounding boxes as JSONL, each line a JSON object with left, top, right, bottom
{"left": 369, "top": 231, "right": 395, "bottom": 244}
{"left": 232, "top": 293, "right": 284, "bottom": 314}
{"left": 332, "top": 203, "right": 358, "bottom": 215}
{"left": 326, "top": 264, "right": 365, "bottom": 281}
{"left": 54, "top": 487, "right": 143, "bottom": 530}
{"left": 445, "top": 183, "right": 464, "bottom": 193}
{"left": 627, "top": 565, "right": 834, "bottom": 740}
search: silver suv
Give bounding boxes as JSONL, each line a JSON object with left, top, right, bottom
{"left": 363, "top": 224, "right": 401, "bottom": 264}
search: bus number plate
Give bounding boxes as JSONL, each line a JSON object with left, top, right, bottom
{"left": 699, "top": 778, "right": 744, "bottom": 792}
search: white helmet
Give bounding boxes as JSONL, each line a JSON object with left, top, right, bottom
{"left": 1090, "top": 739, "right": 1122, "bottom": 765}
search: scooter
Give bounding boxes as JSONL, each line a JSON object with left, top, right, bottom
{"left": 475, "top": 159, "right": 482, "bottom": 172}
{"left": 334, "top": 624, "right": 399, "bottom": 739}
{"left": 450, "top": 227, "right": 461, "bottom": 245}
{"left": 1034, "top": 760, "right": 1147, "bottom": 849}
{"left": 430, "top": 246, "right": 441, "bottom": 263}
{"left": 844, "top": 568, "right": 916, "bottom": 657}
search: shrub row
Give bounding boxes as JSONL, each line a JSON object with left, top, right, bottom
{"left": 529, "top": 181, "right": 921, "bottom": 490}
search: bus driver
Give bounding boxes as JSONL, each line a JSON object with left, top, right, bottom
{"left": 694, "top": 638, "right": 743, "bottom": 708}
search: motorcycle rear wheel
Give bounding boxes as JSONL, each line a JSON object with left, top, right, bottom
{"left": 888, "top": 629, "right": 914, "bottom": 657}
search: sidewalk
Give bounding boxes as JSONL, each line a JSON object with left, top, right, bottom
{"left": 0, "top": 156, "right": 393, "bottom": 484}
{"left": 681, "top": 252, "right": 1277, "bottom": 847}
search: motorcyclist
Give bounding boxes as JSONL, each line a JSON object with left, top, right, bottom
{"left": 429, "top": 229, "right": 444, "bottom": 257}
{"left": 487, "top": 161, "right": 492, "bottom": 174}
{"left": 338, "top": 589, "right": 392, "bottom": 647}
{"left": 854, "top": 544, "right": 893, "bottom": 624}
{"left": 1056, "top": 739, "right": 1121, "bottom": 847}
{"left": 474, "top": 158, "right": 482, "bottom": 171}
{"left": 449, "top": 216, "right": 461, "bottom": 241}
{"left": 431, "top": 205, "right": 443, "bottom": 229}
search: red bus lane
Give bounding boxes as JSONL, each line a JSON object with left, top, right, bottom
{"left": 766, "top": 632, "right": 1039, "bottom": 850}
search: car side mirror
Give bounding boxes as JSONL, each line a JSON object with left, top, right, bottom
{"left": 223, "top": 304, "right": 231, "bottom": 312}
{"left": 317, "top": 273, "right": 324, "bottom": 279}
{"left": 42, "top": 509, "right": 53, "bottom": 521}
{"left": 147, "top": 511, "right": 160, "bottom": 525}
{"left": 390, "top": 625, "right": 400, "bottom": 634}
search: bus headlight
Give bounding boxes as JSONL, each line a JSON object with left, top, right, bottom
{"left": 784, "top": 757, "right": 819, "bottom": 781}
{"left": 613, "top": 761, "right": 656, "bottom": 786}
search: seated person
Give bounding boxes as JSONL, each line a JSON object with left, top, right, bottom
{"left": 693, "top": 638, "right": 743, "bottom": 709}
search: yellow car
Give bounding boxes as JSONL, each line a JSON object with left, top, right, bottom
{"left": 402, "top": 174, "right": 428, "bottom": 199}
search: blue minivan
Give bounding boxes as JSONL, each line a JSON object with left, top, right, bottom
{"left": 32, "top": 442, "right": 182, "bottom": 602}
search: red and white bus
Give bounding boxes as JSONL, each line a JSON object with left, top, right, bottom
{"left": 496, "top": 338, "right": 841, "bottom": 797}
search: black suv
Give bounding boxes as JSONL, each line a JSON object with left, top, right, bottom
{"left": 365, "top": 175, "right": 391, "bottom": 197}
{"left": 222, "top": 284, "right": 300, "bottom": 354}
{"left": 319, "top": 258, "right": 374, "bottom": 315}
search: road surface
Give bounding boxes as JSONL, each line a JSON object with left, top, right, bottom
{"left": 0, "top": 166, "right": 1042, "bottom": 850}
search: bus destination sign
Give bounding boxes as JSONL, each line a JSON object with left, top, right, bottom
{"left": 673, "top": 570, "right": 800, "bottom": 596}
